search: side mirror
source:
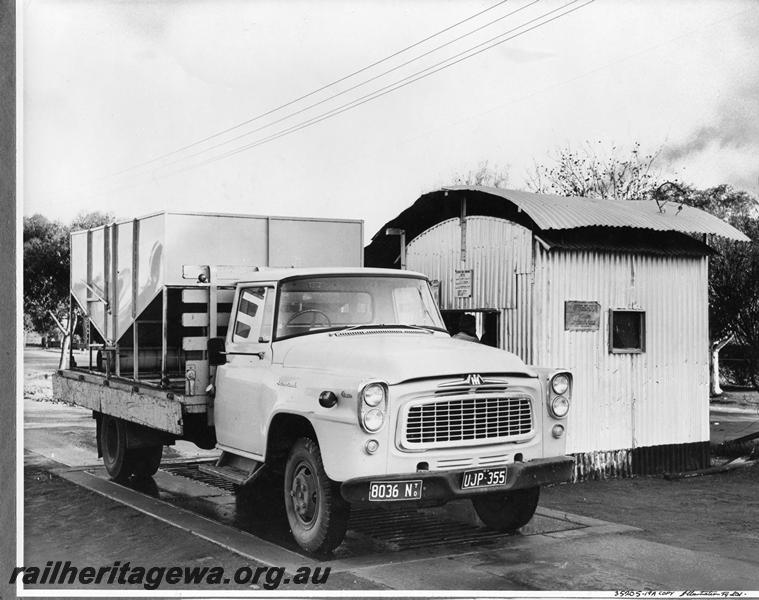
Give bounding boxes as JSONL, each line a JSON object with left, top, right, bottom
{"left": 208, "top": 337, "right": 227, "bottom": 366}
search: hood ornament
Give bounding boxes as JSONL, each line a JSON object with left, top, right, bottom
{"left": 438, "top": 374, "right": 508, "bottom": 389}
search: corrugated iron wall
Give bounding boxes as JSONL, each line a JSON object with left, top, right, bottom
{"left": 407, "top": 216, "right": 710, "bottom": 467}
{"left": 533, "top": 248, "right": 710, "bottom": 455}
{"left": 406, "top": 217, "right": 535, "bottom": 362}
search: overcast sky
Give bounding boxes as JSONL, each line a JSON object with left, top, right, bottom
{"left": 22, "top": 0, "right": 759, "bottom": 240}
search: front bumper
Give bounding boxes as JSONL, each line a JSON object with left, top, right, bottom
{"left": 340, "top": 456, "right": 575, "bottom": 503}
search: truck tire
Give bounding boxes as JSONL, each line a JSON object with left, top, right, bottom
{"left": 284, "top": 437, "right": 349, "bottom": 554}
{"left": 471, "top": 487, "right": 540, "bottom": 532}
{"left": 99, "top": 415, "right": 162, "bottom": 482}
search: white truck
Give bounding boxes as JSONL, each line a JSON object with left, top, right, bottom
{"left": 53, "top": 211, "right": 574, "bottom": 554}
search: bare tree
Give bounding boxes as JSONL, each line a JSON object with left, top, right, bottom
{"left": 453, "top": 161, "right": 509, "bottom": 188}
{"left": 527, "top": 141, "right": 662, "bottom": 201}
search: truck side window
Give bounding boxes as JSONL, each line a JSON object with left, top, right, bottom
{"left": 233, "top": 287, "right": 271, "bottom": 343}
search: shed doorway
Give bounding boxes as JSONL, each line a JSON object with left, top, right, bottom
{"left": 441, "top": 310, "right": 499, "bottom": 348}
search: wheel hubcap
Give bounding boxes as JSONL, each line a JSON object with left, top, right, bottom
{"left": 290, "top": 463, "right": 318, "bottom": 525}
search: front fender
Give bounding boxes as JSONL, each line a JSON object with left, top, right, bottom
{"left": 310, "top": 415, "right": 392, "bottom": 481}
{"left": 262, "top": 369, "right": 390, "bottom": 481}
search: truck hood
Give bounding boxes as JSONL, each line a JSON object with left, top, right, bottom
{"left": 278, "top": 331, "right": 535, "bottom": 383}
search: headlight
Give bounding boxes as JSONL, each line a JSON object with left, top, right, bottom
{"left": 362, "top": 383, "right": 385, "bottom": 407}
{"left": 550, "top": 395, "right": 570, "bottom": 418}
{"left": 362, "top": 409, "right": 384, "bottom": 432}
{"left": 551, "top": 373, "right": 570, "bottom": 396}
{"left": 359, "top": 382, "right": 387, "bottom": 432}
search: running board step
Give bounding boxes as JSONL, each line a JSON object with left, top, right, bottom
{"left": 198, "top": 452, "right": 263, "bottom": 486}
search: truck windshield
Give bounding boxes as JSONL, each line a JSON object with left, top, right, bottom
{"left": 275, "top": 275, "right": 446, "bottom": 339}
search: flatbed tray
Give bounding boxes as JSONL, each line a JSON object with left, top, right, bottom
{"left": 52, "top": 369, "right": 209, "bottom": 436}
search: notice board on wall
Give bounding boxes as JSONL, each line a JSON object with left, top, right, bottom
{"left": 565, "top": 301, "right": 601, "bottom": 331}
{"left": 454, "top": 270, "right": 473, "bottom": 298}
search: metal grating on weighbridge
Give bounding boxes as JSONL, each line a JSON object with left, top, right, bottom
{"left": 162, "top": 463, "right": 237, "bottom": 493}
{"left": 345, "top": 506, "right": 517, "bottom": 551}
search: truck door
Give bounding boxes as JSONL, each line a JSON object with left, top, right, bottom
{"left": 215, "top": 284, "right": 276, "bottom": 457}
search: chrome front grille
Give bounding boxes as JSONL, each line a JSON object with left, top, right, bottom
{"left": 403, "top": 396, "right": 533, "bottom": 448}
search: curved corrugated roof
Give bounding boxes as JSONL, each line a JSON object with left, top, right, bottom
{"left": 445, "top": 186, "right": 750, "bottom": 241}
{"left": 364, "top": 186, "right": 749, "bottom": 268}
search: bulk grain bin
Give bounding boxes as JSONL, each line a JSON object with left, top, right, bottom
{"left": 69, "top": 211, "right": 363, "bottom": 395}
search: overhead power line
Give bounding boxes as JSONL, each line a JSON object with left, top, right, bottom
{"left": 160, "top": 0, "right": 593, "bottom": 176}
{"left": 105, "top": 0, "right": 514, "bottom": 179}
{"left": 150, "top": 0, "right": 543, "bottom": 173}
{"left": 79, "top": 0, "right": 594, "bottom": 200}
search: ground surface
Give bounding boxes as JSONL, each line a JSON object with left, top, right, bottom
{"left": 542, "top": 463, "right": 759, "bottom": 563}
{"left": 19, "top": 347, "right": 759, "bottom": 592}
{"left": 24, "top": 454, "right": 378, "bottom": 591}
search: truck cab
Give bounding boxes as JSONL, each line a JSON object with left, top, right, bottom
{"left": 210, "top": 267, "right": 574, "bottom": 553}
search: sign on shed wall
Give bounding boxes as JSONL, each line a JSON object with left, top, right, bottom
{"left": 564, "top": 301, "right": 601, "bottom": 331}
{"left": 454, "top": 269, "right": 473, "bottom": 298}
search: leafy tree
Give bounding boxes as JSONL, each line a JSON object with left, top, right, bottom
{"left": 23, "top": 211, "right": 113, "bottom": 335}
{"left": 646, "top": 183, "right": 759, "bottom": 393}
{"left": 679, "top": 188, "right": 759, "bottom": 392}
{"left": 675, "top": 184, "right": 758, "bottom": 223}
{"left": 23, "top": 215, "right": 69, "bottom": 334}
{"left": 71, "top": 210, "right": 114, "bottom": 232}
{"left": 527, "top": 141, "right": 662, "bottom": 201}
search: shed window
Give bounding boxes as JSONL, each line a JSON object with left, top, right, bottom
{"left": 609, "top": 310, "right": 645, "bottom": 353}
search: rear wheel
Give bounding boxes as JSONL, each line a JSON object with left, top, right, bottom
{"left": 99, "top": 415, "right": 162, "bottom": 482}
{"left": 133, "top": 445, "right": 163, "bottom": 478}
{"left": 284, "top": 437, "right": 349, "bottom": 554}
{"left": 471, "top": 487, "right": 540, "bottom": 531}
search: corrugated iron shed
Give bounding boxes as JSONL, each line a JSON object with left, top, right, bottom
{"left": 365, "top": 186, "right": 749, "bottom": 267}
{"left": 376, "top": 185, "right": 736, "bottom": 477}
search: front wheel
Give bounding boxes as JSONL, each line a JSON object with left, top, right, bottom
{"left": 284, "top": 437, "right": 349, "bottom": 554}
{"left": 471, "top": 487, "right": 540, "bottom": 531}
